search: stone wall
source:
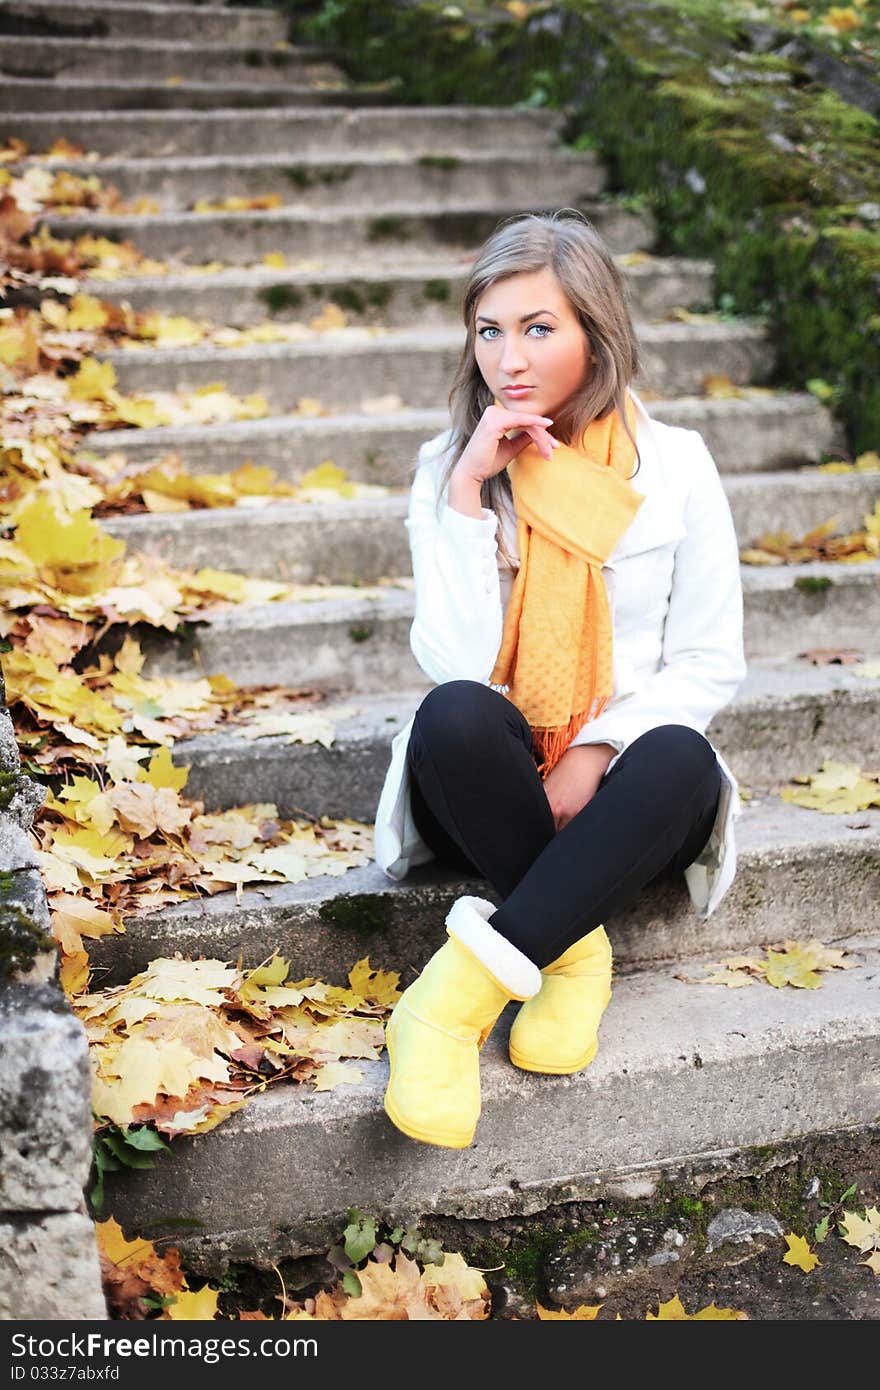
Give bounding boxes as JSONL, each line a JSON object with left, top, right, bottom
{"left": 0, "top": 678, "right": 106, "bottom": 1320}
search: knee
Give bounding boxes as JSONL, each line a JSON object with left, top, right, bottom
{"left": 632, "top": 724, "right": 719, "bottom": 782}
{"left": 413, "top": 680, "right": 499, "bottom": 751}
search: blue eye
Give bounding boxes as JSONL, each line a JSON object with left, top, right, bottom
{"left": 477, "top": 324, "right": 552, "bottom": 340}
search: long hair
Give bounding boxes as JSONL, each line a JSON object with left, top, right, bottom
{"left": 434, "top": 209, "right": 642, "bottom": 560}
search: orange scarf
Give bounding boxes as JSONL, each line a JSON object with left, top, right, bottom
{"left": 489, "top": 393, "right": 644, "bottom": 778}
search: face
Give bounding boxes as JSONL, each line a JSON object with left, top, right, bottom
{"left": 473, "top": 266, "right": 593, "bottom": 421}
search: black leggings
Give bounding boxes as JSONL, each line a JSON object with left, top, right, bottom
{"left": 406, "top": 680, "right": 722, "bottom": 969}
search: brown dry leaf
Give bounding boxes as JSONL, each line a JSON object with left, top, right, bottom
{"left": 800, "top": 648, "right": 864, "bottom": 665}
{"left": 96, "top": 1215, "right": 184, "bottom": 1319}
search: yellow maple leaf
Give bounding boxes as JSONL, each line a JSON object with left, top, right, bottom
{"left": 536, "top": 1300, "right": 602, "bottom": 1319}
{"left": 782, "top": 1233, "right": 820, "bottom": 1272}
{"left": 838, "top": 1206, "right": 880, "bottom": 1254}
{"left": 96, "top": 1216, "right": 185, "bottom": 1298}
{"left": 347, "top": 957, "right": 401, "bottom": 1007}
{"left": 92, "top": 1035, "right": 208, "bottom": 1123}
{"left": 164, "top": 1285, "right": 220, "bottom": 1320}
{"left": 67, "top": 356, "right": 117, "bottom": 401}
{"left": 15, "top": 496, "right": 125, "bottom": 570}
{"left": 143, "top": 744, "right": 189, "bottom": 792}
{"left": 647, "top": 1293, "right": 748, "bottom": 1318}
{"left": 421, "top": 1252, "right": 487, "bottom": 1303}
{"left": 134, "top": 957, "right": 237, "bottom": 1007}
{"left": 309, "top": 1061, "right": 364, "bottom": 1091}
{"left": 67, "top": 293, "right": 109, "bottom": 331}
{"left": 113, "top": 396, "right": 169, "bottom": 429}
{"left": 763, "top": 943, "right": 824, "bottom": 990}
{"left": 262, "top": 251, "right": 287, "bottom": 268}
{"left": 59, "top": 949, "right": 90, "bottom": 999}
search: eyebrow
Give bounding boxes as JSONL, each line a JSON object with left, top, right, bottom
{"left": 475, "top": 309, "right": 560, "bottom": 325}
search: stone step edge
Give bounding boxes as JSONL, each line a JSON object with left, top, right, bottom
{"left": 47, "top": 195, "right": 649, "bottom": 232}
{"left": 8, "top": 1, "right": 284, "bottom": 15}
{"left": 0, "top": 37, "right": 328, "bottom": 56}
{"left": 4, "top": 103, "right": 568, "bottom": 125}
{"left": 88, "top": 811, "right": 880, "bottom": 1004}
{"left": 98, "top": 318, "right": 771, "bottom": 371}
{"left": 81, "top": 253, "right": 715, "bottom": 297}
{"left": 102, "top": 467, "right": 879, "bottom": 540}
{"left": 78, "top": 393, "right": 833, "bottom": 456}
{"left": 10, "top": 150, "right": 602, "bottom": 173}
{"left": 144, "top": 558, "right": 880, "bottom": 633}
{"left": 100, "top": 929, "right": 880, "bottom": 1267}
{"left": 165, "top": 658, "right": 880, "bottom": 763}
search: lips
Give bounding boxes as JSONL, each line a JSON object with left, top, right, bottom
{"left": 502, "top": 386, "right": 533, "bottom": 396}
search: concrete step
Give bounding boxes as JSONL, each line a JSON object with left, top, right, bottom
{"left": 139, "top": 560, "right": 880, "bottom": 692}
{"left": 99, "top": 320, "right": 772, "bottom": 409}
{"left": 0, "top": 1, "right": 287, "bottom": 45}
{"left": 82, "top": 255, "right": 715, "bottom": 328}
{"left": 4, "top": 105, "right": 568, "bottom": 158}
{"left": 0, "top": 77, "right": 377, "bottom": 112}
{"left": 99, "top": 927, "right": 880, "bottom": 1270}
{"left": 89, "top": 794, "right": 880, "bottom": 982}
{"left": 133, "top": 656, "right": 880, "bottom": 824}
{"left": 25, "top": 148, "right": 606, "bottom": 211}
{"left": 103, "top": 471, "right": 880, "bottom": 584}
{"left": 0, "top": 36, "right": 342, "bottom": 84}
{"left": 79, "top": 394, "right": 842, "bottom": 480}
{"left": 46, "top": 198, "right": 654, "bottom": 265}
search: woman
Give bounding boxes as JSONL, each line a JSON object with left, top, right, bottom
{"left": 373, "top": 209, "right": 747, "bottom": 1150}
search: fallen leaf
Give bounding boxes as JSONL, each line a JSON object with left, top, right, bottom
{"left": 782, "top": 1233, "right": 820, "bottom": 1272}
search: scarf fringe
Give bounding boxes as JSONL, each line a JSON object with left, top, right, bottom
{"left": 533, "top": 695, "right": 611, "bottom": 780}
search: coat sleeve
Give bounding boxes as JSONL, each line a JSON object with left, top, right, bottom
{"left": 406, "top": 439, "right": 505, "bottom": 686}
{"left": 569, "top": 434, "right": 747, "bottom": 755}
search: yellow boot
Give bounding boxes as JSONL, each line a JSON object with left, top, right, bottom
{"left": 384, "top": 895, "right": 542, "bottom": 1148}
{"left": 508, "top": 925, "right": 613, "bottom": 1074}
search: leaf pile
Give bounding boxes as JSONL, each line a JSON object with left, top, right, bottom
{"left": 2, "top": 148, "right": 159, "bottom": 218}
{"left": 780, "top": 758, "right": 880, "bottom": 814}
{"left": 79, "top": 951, "right": 398, "bottom": 1133}
{"left": 86, "top": 455, "right": 391, "bottom": 517}
{"left": 740, "top": 501, "right": 880, "bottom": 565}
{"left": 30, "top": 288, "right": 391, "bottom": 352}
{"left": 283, "top": 1251, "right": 490, "bottom": 1320}
{"left": 680, "top": 937, "right": 856, "bottom": 989}
{"left": 37, "top": 754, "right": 372, "bottom": 995}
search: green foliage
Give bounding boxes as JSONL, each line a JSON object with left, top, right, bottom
{"left": 91, "top": 1124, "right": 170, "bottom": 1214}
{"left": 282, "top": 0, "right": 879, "bottom": 451}
{"left": 343, "top": 1209, "right": 378, "bottom": 1264}
{"left": 328, "top": 1210, "right": 446, "bottom": 1298}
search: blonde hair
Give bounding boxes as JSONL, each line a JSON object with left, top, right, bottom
{"left": 434, "top": 209, "right": 642, "bottom": 557}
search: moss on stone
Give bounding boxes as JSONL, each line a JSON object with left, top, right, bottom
{"left": 422, "top": 278, "right": 452, "bottom": 304}
{"left": 0, "top": 769, "right": 17, "bottom": 812}
{"left": 318, "top": 894, "right": 391, "bottom": 935}
{"left": 0, "top": 880, "right": 55, "bottom": 982}
{"left": 417, "top": 154, "right": 462, "bottom": 171}
{"left": 258, "top": 284, "right": 304, "bottom": 315}
{"left": 794, "top": 575, "right": 832, "bottom": 593}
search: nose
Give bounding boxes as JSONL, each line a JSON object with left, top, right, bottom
{"left": 499, "top": 336, "right": 530, "bottom": 375}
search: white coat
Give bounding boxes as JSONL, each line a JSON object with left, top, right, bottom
{"left": 373, "top": 388, "right": 749, "bottom": 917}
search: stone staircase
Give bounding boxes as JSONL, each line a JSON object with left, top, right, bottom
{"left": 3, "top": 0, "right": 879, "bottom": 1278}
